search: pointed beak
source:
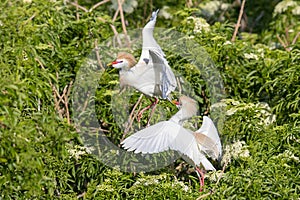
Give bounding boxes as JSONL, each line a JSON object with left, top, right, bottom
{"left": 107, "top": 61, "right": 118, "bottom": 67}
{"left": 172, "top": 99, "right": 180, "bottom": 107}
{"left": 107, "top": 62, "right": 113, "bottom": 67}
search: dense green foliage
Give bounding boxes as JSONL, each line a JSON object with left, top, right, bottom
{"left": 0, "top": 0, "right": 299, "bottom": 199}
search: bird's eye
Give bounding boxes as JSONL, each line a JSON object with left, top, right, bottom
{"left": 118, "top": 61, "right": 123, "bottom": 63}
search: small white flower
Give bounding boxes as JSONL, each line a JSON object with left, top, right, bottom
{"left": 244, "top": 53, "right": 259, "bottom": 60}
{"left": 273, "top": 150, "right": 299, "bottom": 164}
{"left": 193, "top": 17, "right": 210, "bottom": 33}
{"left": 207, "top": 170, "right": 223, "bottom": 182}
{"left": 223, "top": 41, "right": 232, "bottom": 45}
{"left": 221, "top": 140, "right": 250, "bottom": 165}
{"left": 274, "top": 0, "right": 298, "bottom": 15}
{"left": 68, "top": 145, "right": 93, "bottom": 160}
{"left": 292, "top": 5, "right": 300, "bottom": 15}
{"left": 172, "top": 180, "right": 190, "bottom": 192}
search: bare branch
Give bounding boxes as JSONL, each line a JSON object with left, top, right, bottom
{"left": 276, "top": 34, "right": 290, "bottom": 52}
{"left": 64, "top": 80, "right": 73, "bottom": 124}
{"left": 292, "top": 31, "right": 300, "bottom": 45}
{"left": 89, "top": 0, "right": 111, "bottom": 12}
{"left": 122, "top": 94, "right": 144, "bottom": 142}
{"left": 95, "top": 39, "right": 106, "bottom": 71}
{"left": 113, "top": 8, "right": 120, "bottom": 22}
{"left": 231, "top": 0, "right": 246, "bottom": 42}
{"left": 110, "top": 24, "right": 122, "bottom": 47}
{"left": 75, "top": 0, "right": 80, "bottom": 21}
{"left": 117, "top": 0, "right": 130, "bottom": 46}
{"left": 68, "top": 1, "right": 88, "bottom": 12}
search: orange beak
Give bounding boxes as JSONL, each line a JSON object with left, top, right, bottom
{"left": 107, "top": 62, "right": 113, "bottom": 67}
{"left": 107, "top": 61, "right": 119, "bottom": 67}
{"left": 172, "top": 99, "right": 180, "bottom": 106}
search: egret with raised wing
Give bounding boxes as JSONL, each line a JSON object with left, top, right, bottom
{"left": 108, "top": 10, "right": 177, "bottom": 126}
{"left": 121, "top": 95, "right": 222, "bottom": 191}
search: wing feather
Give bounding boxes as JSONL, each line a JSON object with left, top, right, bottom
{"left": 121, "top": 121, "right": 216, "bottom": 170}
{"left": 195, "top": 116, "right": 222, "bottom": 159}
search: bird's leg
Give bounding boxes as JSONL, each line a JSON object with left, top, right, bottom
{"left": 146, "top": 97, "right": 159, "bottom": 127}
{"left": 195, "top": 167, "right": 206, "bottom": 192}
{"left": 137, "top": 97, "right": 158, "bottom": 122}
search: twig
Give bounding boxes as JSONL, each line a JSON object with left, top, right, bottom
{"left": 113, "top": 9, "right": 120, "bottom": 22}
{"left": 94, "top": 39, "right": 105, "bottom": 71}
{"left": 292, "top": 31, "right": 300, "bottom": 45}
{"left": 121, "top": 94, "right": 144, "bottom": 142}
{"left": 231, "top": 0, "right": 246, "bottom": 42}
{"left": 68, "top": 1, "right": 88, "bottom": 12}
{"left": 77, "top": 192, "right": 86, "bottom": 199}
{"left": 64, "top": 80, "right": 73, "bottom": 124}
{"left": 117, "top": 0, "right": 127, "bottom": 34}
{"left": 110, "top": 24, "right": 123, "bottom": 47}
{"left": 276, "top": 34, "right": 289, "bottom": 51}
{"left": 75, "top": 0, "right": 80, "bottom": 20}
{"left": 285, "top": 27, "right": 290, "bottom": 46}
{"left": 24, "top": 12, "right": 38, "bottom": 25}
{"left": 89, "top": 0, "right": 110, "bottom": 12}
{"left": 117, "top": 0, "right": 130, "bottom": 46}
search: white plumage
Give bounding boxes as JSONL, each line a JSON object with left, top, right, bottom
{"left": 121, "top": 95, "right": 222, "bottom": 171}
{"left": 108, "top": 9, "right": 176, "bottom": 100}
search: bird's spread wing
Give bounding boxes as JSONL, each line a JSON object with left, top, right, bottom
{"left": 121, "top": 120, "right": 215, "bottom": 170}
{"left": 137, "top": 9, "right": 177, "bottom": 99}
{"left": 149, "top": 50, "right": 177, "bottom": 99}
{"left": 121, "top": 121, "right": 177, "bottom": 154}
{"left": 195, "top": 116, "right": 222, "bottom": 160}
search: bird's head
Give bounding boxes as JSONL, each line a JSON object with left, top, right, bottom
{"left": 176, "top": 95, "right": 198, "bottom": 116}
{"left": 107, "top": 52, "right": 137, "bottom": 70}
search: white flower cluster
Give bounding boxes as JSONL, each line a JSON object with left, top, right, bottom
{"left": 244, "top": 53, "right": 259, "bottom": 60}
{"left": 132, "top": 173, "right": 167, "bottom": 187}
{"left": 172, "top": 180, "right": 190, "bottom": 192}
{"left": 133, "top": 177, "right": 159, "bottom": 186}
{"left": 95, "top": 184, "right": 115, "bottom": 192}
{"left": 221, "top": 140, "right": 250, "bottom": 165}
{"left": 187, "top": 17, "right": 210, "bottom": 34}
{"left": 274, "top": 0, "right": 300, "bottom": 15}
{"left": 213, "top": 99, "right": 276, "bottom": 126}
{"left": 68, "top": 145, "right": 93, "bottom": 160}
{"left": 207, "top": 170, "right": 224, "bottom": 182}
{"left": 131, "top": 173, "right": 190, "bottom": 192}
{"left": 223, "top": 41, "right": 232, "bottom": 46}
{"left": 273, "top": 150, "right": 300, "bottom": 163}
{"left": 199, "top": 1, "right": 230, "bottom": 18}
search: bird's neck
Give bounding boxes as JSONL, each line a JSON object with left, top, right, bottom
{"left": 169, "top": 105, "right": 197, "bottom": 124}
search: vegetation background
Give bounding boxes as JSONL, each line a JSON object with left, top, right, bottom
{"left": 0, "top": 0, "right": 299, "bottom": 199}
